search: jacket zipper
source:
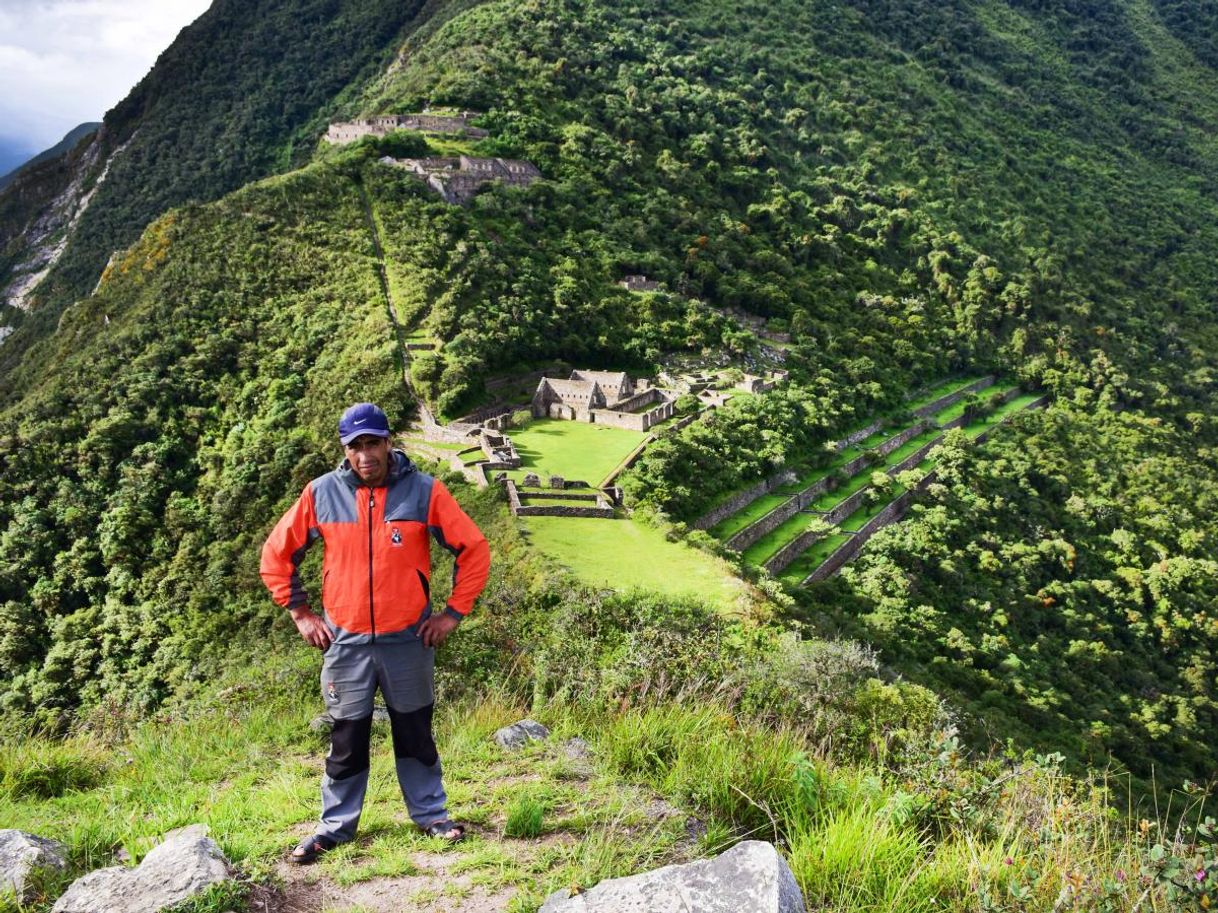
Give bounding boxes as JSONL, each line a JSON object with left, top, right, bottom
{"left": 367, "top": 489, "right": 376, "bottom": 642}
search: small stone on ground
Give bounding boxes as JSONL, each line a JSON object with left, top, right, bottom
{"left": 494, "top": 719, "right": 550, "bottom": 750}
{"left": 0, "top": 830, "right": 69, "bottom": 901}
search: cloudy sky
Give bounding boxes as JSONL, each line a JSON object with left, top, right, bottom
{"left": 0, "top": 0, "right": 212, "bottom": 158}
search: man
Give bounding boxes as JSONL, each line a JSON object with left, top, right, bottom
{"left": 261, "top": 402, "right": 490, "bottom": 862}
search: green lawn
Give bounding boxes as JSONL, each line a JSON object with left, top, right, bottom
{"left": 523, "top": 516, "right": 750, "bottom": 612}
{"left": 507, "top": 419, "right": 648, "bottom": 485}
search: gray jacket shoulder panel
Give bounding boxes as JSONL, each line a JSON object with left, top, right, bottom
{"left": 312, "top": 472, "right": 358, "bottom": 524}
{"left": 384, "top": 466, "right": 434, "bottom": 523}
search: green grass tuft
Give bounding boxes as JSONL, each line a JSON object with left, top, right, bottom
{"left": 504, "top": 795, "right": 546, "bottom": 839}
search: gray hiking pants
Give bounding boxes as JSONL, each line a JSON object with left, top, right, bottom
{"left": 316, "top": 640, "right": 448, "bottom": 842}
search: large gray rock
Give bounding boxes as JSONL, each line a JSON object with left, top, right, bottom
{"left": 0, "top": 830, "right": 69, "bottom": 901}
{"left": 494, "top": 719, "right": 550, "bottom": 750}
{"left": 538, "top": 840, "right": 805, "bottom": 913}
{"left": 51, "top": 825, "right": 231, "bottom": 913}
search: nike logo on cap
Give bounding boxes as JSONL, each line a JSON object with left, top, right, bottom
{"left": 353, "top": 419, "right": 366, "bottom": 425}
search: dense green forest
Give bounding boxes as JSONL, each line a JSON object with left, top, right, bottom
{"left": 797, "top": 408, "right": 1218, "bottom": 788}
{"left": 0, "top": 0, "right": 1215, "bottom": 805}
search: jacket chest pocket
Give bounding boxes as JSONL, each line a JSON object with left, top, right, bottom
{"left": 382, "top": 519, "right": 427, "bottom": 556}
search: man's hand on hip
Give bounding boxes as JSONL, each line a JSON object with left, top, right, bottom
{"left": 418, "top": 612, "right": 460, "bottom": 648}
{"left": 290, "top": 607, "right": 333, "bottom": 650}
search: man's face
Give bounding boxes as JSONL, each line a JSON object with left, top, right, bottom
{"left": 344, "top": 435, "right": 391, "bottom": 486}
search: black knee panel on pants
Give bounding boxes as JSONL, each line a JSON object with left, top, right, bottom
{"left": 387, "top": 703, "right": 439, "bottom": 766}
{"left": 326, "top": 715, "right": 373, "bottom": 780}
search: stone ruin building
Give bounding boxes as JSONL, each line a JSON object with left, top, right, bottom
{"left": 619, "top": 275, "right": 662, "bottom": 292}
{"left": 736, "top": 369, "right": 790, "bottom": 394}
{"left": 531, "top": 370, "right": 675, "bottom": 431}
{"left": 378, "top": 155, "right": 541, "bottom": 203}
{"left": 325, "top": 112, "right": 489, "bottom": 144}
{"left": 479, "top": 429, "right": 521, "bottom": 469}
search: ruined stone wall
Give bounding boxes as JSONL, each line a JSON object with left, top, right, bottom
{"left": 591, "top": 401, "right": 676, "bottom": 431}
{"left": 692, "top": 468, "right": 799, "bottom": 531}
{"left": 504, "top": 480, "right": 614, "bottom": 518}
{"left": 521, "top": 491, "right": 601, "bottom": 502}
{"left": 643, "top": 401, "right": 676, "bottom": 430}
{"left": 612, "top": 387, "right": 664, "bottom": 413}
{"left": 420, "top": 421, "right": 480, "bottom": 444}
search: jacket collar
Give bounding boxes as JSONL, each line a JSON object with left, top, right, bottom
{"left": 336, "top": 448, "right": 415, "bottom": 490}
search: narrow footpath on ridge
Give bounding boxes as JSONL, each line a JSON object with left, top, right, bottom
{"left": 356, "top": 178, "right": 438, "bottom": 428}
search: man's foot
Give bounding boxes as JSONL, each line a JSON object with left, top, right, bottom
{"left": 289, "top": 834, "right": 337, "bottom": 864}
{"left": 422, "top": 819, "right": 466, "bottom": 843}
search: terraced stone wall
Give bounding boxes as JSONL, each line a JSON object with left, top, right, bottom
{"left": 692, "top": 468, "right": 798, "bottom": 530}
{"left": 876, "top": 420, "right": 931, "bottom": 457}
{"left": 725, "top": 475, "right": 834, "bottom": 551}
{"left": 836, "top": 419, "right": 884, "bottom": 449}
{"left": 912, "top": 376, "right": 996, "bottom": 419}
{"left": 764, "top": 525, "right": 829, "bottom": 575}
{"left": 803, "top": 491, "right": 915, "bottom": 583}
{"left": 821, "top": 485, "right": 871, "bottom": 527}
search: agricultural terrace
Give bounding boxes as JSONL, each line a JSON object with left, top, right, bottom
{"left": 708, "top": 377, "right": 1040, "bottom": 584}
{"left": 522, "top": 515, "right": 751, "bottom": 613}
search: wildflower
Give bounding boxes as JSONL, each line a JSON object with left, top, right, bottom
{"left": 1115, "top": 869, "right": 1126, "bottom": 883}
{"left": 1198, "top": 869, "right": 1208, "bottom": 883}
{"left": 1004, "top": 857, "right": 1014, "bottom": 866}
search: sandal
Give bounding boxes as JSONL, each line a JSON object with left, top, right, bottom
{"left": 289, "top": 834, "right": 337, "bottom": 864}
{"left": 422, "top": 819, "right": 466, "bottom": 843}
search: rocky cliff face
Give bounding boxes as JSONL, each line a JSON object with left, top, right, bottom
{"left": 1, "top": 130, "right": 125, "bottom": 314}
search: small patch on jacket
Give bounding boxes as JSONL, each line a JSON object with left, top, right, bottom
{"left": 390, "top": 527, "right": 403, "bottom": 547}
{"left": 326, "top": 681, "right": 338, "bottom": 703}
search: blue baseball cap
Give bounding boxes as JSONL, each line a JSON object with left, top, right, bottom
{"left": 339, "top": 403, "right": 391, "bottom": 445}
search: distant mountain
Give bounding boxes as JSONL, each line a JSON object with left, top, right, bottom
{"left": 0, "top": 123, "right": 100, "bottom": 192}
{"left": 0, "top": 139, "right": 36, "bottom": 180}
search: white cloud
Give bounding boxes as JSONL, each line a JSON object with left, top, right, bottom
{"left": 0, "top": 0, "right": 212, "bottom": 153}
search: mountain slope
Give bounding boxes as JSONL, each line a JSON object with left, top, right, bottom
{"left": 0, "top": 0, "right": 1214, "bottom": 789}
{"left": 0, "top": 0, "right": 438, "bottom": 381}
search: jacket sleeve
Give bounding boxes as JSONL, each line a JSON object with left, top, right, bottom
{"left": 260, "top": 483, "right": 321, "bottom": 611}
{"left": 426, "top": 478, "right": 490, "bottom": 620}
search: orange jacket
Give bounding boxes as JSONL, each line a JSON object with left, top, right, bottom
{"left": 261, "top": 451, "right": 490, "bottom": 643}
